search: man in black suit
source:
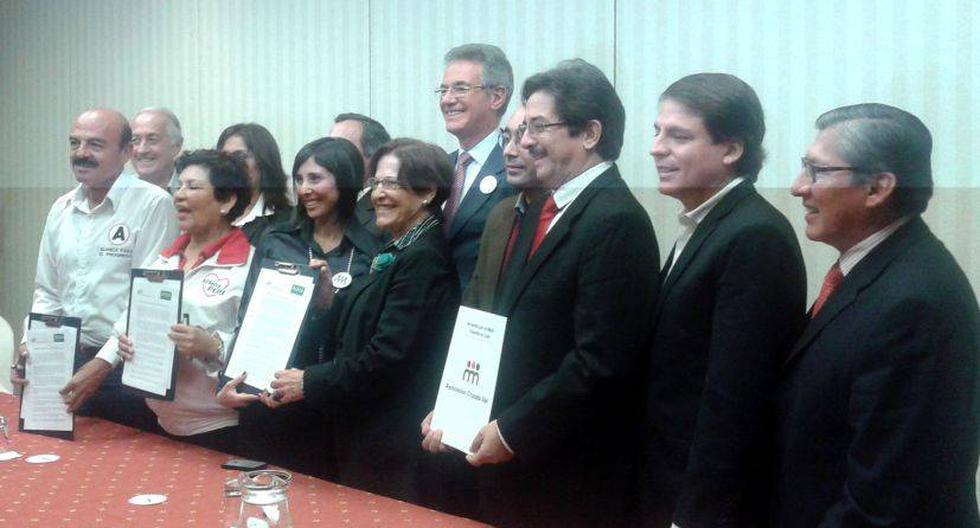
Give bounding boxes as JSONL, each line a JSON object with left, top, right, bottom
{"left": 329, "top": 112, "right": 390, "bottom": 235}
{"left": 639, "top": 74, "right": 807, "bottom": 528}
{"left": 446, "top": 59, "right": 659, "bottom": 527}
{"left": 775, "top": 103, "right": 980, "bottom": 526}
{"left": 439, "top": 43, "right": 516, "bottom": 289}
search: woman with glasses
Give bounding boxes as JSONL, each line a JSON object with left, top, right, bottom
{"left": 217, "top": 123, "right": 294, "bottom": 243}
{"left": 244, "top": 138, "right": 460, "bottom": 504}
{"left": 217, "top": 137, "right": 381, "bottom": 478}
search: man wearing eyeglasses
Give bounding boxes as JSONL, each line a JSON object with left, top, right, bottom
{"left": 639, "top": 73, "right": 806, "bottom": 528}
{"left": 437, "top": 43, "right": 516, "bottom": 290}
{"left": 774, "top": 103, "right": 979, "bottom": 527}
{"left": 453, "top": 59, "right": 659, "bottom": 527}
{"left": 130, "top": 107, "right": 183, "bottom": 193}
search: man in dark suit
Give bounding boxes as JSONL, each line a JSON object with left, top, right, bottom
{"left": 439, "top": 43, "right": 516, "bottom": 289}
{"left": 775, "top": 103, "right": 980, "bottom": 527}
{"left": 639, "top": 74, "right": 807, "bottom": 528}
{"left": 441, "top": 59, "right": 659, "bottom": 527}
{"left": 329, "top": 112, "right": 390, "bottom": 235}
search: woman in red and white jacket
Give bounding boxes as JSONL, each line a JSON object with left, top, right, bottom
{"left": 95, "top": 149, "right": 255, "bottom": 453}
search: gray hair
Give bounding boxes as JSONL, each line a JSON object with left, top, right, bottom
{"left": 444, "top": 43, "right": 513, "bottom": 116}
{"left": 816, "top": 103, "right": 933, "bottom": 216}
{"left": 134, "top": 107, "right": 183, "bottom": 146}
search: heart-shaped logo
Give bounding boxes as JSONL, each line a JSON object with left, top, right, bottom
{"left": 202, "top": 273, "right": 230, "bottom": 297}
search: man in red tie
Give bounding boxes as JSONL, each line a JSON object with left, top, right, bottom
{"left": 775, "top": 104, "right": 980, "bottom": 527}
{"left": 639, "top": 74, "right": 807, "bottom": 528}
{"left": 429, "top": 59, "right": 659, "bottom": 527}
{"left": 438, "top": 43, "right": 516, "bottom": 290}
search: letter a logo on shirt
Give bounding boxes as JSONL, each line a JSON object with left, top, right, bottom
{"left": 108, "top": 223, "right": 131, "bottom": 245}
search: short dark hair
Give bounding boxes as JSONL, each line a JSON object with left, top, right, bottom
{"left": 816, "top": 103, "right": 934, "bottom": 216}
{"left": 216, "top": 123, "right": 291, "bottom": 211}
{"left": 334, "top": 113, "right": 391, "bottom": 159}
{"left": 521, "top": 59, "right": 625, "bottom": 161}
{"left": 660, "top": 73, "right": 766, "bottom": 182}
{"left": 445, "top": 43, "right": 514, "bottom": 117}
{"left": 291, "top": 137, "right": 363, "bottom": 224}
{"left": 175, "top": 149, "right": 252, "bottom": 221}
{"left": 368, "top": 138, "right": 454, "bottom": 215}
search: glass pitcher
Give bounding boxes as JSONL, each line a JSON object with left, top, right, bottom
{"left": 233, "top": 469, "right": 294, "bottom": 528}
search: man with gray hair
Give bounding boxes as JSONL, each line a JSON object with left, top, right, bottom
{"left": 437, "top": 43, "right": 516, "bottom": 289}
{"left": 776, "top": 103, "right": 979, "bottom": 526}
{"left": 329, "top": 112, "right": 390, "bottom": 233}
{"left": 130, "top": 107, "right": 183, "bottom": 192}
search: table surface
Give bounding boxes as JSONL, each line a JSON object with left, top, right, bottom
{"left": 0, "top": 394, "right": 488, "bottom": 527}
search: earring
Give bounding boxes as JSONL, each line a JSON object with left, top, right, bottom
{"left": 220, "top": 209, "right": 227, "bottom": 215}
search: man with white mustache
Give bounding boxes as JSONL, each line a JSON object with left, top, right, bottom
{"left": 438, "top": 43, "right": 516, "bottom": 290}
{"left": 130, "top": 107, "right": 183, "bottom": 192}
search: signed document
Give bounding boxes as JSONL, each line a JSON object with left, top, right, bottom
{"left": 431, "top": 306, "right": 506, "bottom": 453}
{"left": 122, "top": 269, "right": 183, "bottom": 399}
{"left": 20, "top": 313, "right": 80, "bottom": 438}
{"left": 223, "top": 260, "right": 317, "bottom": 393}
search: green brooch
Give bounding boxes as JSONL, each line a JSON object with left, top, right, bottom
{"left": 370, "top": 252, "right": 396, "bottom": 273}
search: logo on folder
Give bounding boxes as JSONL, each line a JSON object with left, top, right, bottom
{"left": 462, "top": 360, "right": 480, "bottom": 386}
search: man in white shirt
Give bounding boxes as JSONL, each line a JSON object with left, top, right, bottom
{"left": 640, "top": 73, "right": 807, "bottom": 528}
{"left": 775, "top": 103, "right": 979, "bottom": 527}
{"left": 130, "top": 107, "right": 183, "bottom": 192}
{"left": 438, "top": 43, "right": 516, "bottom": 289}
{"left": 11, "top": 108, "right": 178, "bottom": 431}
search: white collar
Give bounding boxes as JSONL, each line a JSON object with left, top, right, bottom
{"left": 459, "top": 129, "right": 500, "bottom": 168}
{"left": 551, "top": 161, "right": 613, "bottom": 211}
{"left": 679, "top": 177, "right": 745, "bottom": 227}
{"left": 838, "top": 216, "right": 910, "bottom": 276}
{"left": 233, "top": 193, "right": 274, "bottom": 227}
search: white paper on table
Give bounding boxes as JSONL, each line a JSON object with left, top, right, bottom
{"left": 431, "top": 306, "right": 506, "bottom": 454}
{"left": 122, "top": 272, "right": 182, "bottom": 397}
{"left": 224, "top": 264, "right": 316, "bottom": 392}
{"left": 22, "top": 324, "right": 77, "bottom": 431}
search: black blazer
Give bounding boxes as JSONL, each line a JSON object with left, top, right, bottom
{"left": 447, "top": 145, "right": 515, "bottom": 291}
{"left": 641, "top": 181, "right": 807, "bottom": 528}
{"left": 300, "top": 225, "right": 460, "bottom": 503}
{"left": 482, "top": 165, "right": 660, "bottom": 527}
{"left": 774, "top": 217, "right": 980, "bottom": 527}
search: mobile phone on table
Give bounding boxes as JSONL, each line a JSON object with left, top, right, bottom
{"left": 221, "top": 458, "right": 268, "bottom": 471}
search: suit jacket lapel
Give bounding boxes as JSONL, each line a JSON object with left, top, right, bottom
{"left": 449, "top": 144, "right": 505, "bottom": 239}
{"left": 783, "top": 217, "right": 929, "bottom": 368}
{"left": 658, "top": 182, "right": 756, "bottom": 309}
{"left": 486, "top": 202, "right": 518, "bottom": 294}
{"left": 498, "top": 166, "right": 620, "bottom": 314}
{"left": 335, "top": 261, "right": 383, "bottom": 329}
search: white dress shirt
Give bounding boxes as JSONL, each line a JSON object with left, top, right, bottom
{"left": 232, "top": 193, "right": 276, "bottom": 228}
{"left": 837, "top": 216, "right": 910, "bottom": 276}
{"left": 456, "top": 129, "right": 501, "bottom": 199}
{"left": 26, "top": 172, "right": 179, "bottom": 347}
{"left": 666, "top": 177, "right": 745, "bottom": 276}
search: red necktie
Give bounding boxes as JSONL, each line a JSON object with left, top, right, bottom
{"left": 501, "top": 215, "right": 522, "bottom": 268}
{"left": 529, "top": 195, "right": 558, "bottom": 259}
{"left": 810, "top": 262, "right": 843, "bottom": 318}
{"left": 443, "top": 152, "right": 472, "bottom": 232}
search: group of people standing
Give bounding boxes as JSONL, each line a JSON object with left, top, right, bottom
{"left": 10, "top": 42, "right": 979, "bottom": 528}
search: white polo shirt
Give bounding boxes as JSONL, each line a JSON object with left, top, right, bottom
{"left": 27, "top": 172, "right": 179, "bottom": 347}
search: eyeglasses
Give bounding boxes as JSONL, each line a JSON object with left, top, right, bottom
{"left": 800, "top": 157, "right": 866, "bottom": 183}
{"left": 517, "top": 121, "right": 567, "bottom": 139}
{"left": 434, "top": 84, "right": 490, "bottom": 98}
{"left": 367, "top": 177, "right": 408, "bottom": 191}
{"left": 131, "top": 134, "right": 164, "bottom": 147}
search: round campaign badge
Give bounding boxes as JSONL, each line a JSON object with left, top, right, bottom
{"left": 331, "top": 272, "right": 353, "bottom": 290}
{"left": 128, "top": 494, "right": 168, "bottom": 506}
{"left": 25, "top": 454, "right": 59, "bottom": 464}
{"left": 479, "top": 175, "right": 498, "bottom": 194}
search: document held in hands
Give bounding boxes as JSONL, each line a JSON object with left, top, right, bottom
{"left": 20, "top": 313, "right": 79, "bottom": 439}
{"left": 222, "top": 260, "right": 317, "bottom": 393}
{"left": 431, "top": 306, "right": 506, "bottom": 453}
{"left": 122, "top": 269, "right": 183, "bottom": 399}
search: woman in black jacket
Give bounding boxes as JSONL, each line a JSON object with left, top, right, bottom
{"left": 261, "top": 139, "right": 459, "bottom": 503}
{"left": 218, "top": 137, "right": 382, "bottom": 477}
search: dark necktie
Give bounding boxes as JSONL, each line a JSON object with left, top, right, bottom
{"left": 810, "top": 262, "right": 843, "bottom": 318}
{"left": 495, "top": 197, "right": 546, "bottom": 303}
